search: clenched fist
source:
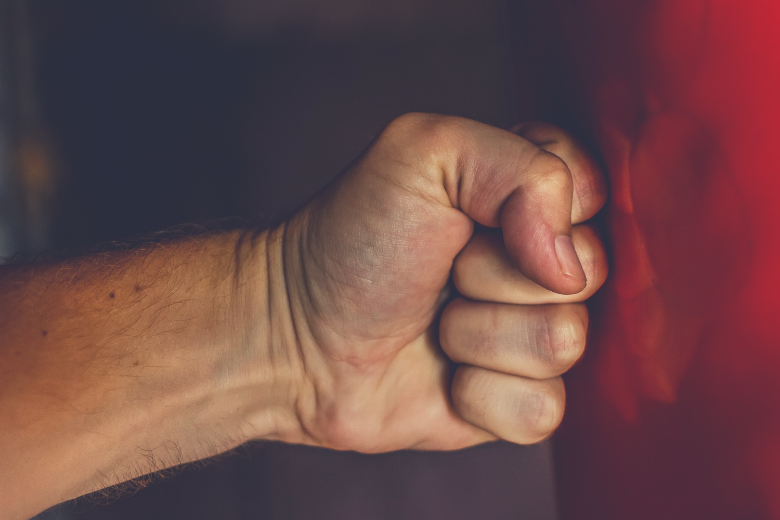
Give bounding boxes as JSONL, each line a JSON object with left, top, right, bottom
{"left": 0, "top": 113, "right": 607, "bottom": 519}
{"left": 272, "top": 114, "right": 608, "bottom": 451}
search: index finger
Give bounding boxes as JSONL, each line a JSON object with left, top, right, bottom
{"left": 512, "top": 121, "right": 608, "bottom": 224}
{"left": 372, "top": 114, "right": 598, "bottom": 295}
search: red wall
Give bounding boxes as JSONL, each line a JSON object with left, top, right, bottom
{"left": 515, "top": 1, "right": 780, "bottom": 518}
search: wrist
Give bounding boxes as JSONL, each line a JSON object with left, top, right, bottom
{"left": 72, "top": 229, "right": 306, "bottom": 492}
{"left": 256, "top": 211, "right": 326, "bottom": 447}
{"left": 81, "top": 230, "right": 301, "bottom": 488}
{"left": 229, "top": 224, "right": 307, "bottom": 444}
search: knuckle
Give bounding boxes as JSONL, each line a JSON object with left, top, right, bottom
{"left": 527, "top": 151, "right": 571, "bottom": 191}
{"left": 572, "top": 166, "right": 604, "bottom": 218}
{"left": 383, "top": 112, "right": 432, "bottom": 136}
{"left": 525, "top": 382, "right": 565, "bottom": 440}
{"left": 381, "top": 113, "right": 458, "bottom": 151}
{"left": 572, "top": 225, "right": 609, "bottom": 295}
{"left": 544, "top": 305, "right": 587, "bottom": 371}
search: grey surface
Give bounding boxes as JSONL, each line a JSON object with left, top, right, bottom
{"left": 53, "top": 441, "right": 558, "bottom": 520}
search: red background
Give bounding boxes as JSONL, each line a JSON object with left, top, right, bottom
{"left": 529, "top": 0, "right": 780, "bottom": 518}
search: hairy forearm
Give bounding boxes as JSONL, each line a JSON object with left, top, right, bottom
{"left": 0, "top": 229, "right": 300, "bottom": 519}
{"left": 0, "top": 114, "right": 609, "bottom": 518}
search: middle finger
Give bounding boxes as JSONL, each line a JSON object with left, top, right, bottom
{"left": 440, "top": 298, "right": 588, "bottom": 379}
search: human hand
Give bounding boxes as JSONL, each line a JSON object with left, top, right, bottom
{"left": 0, "top": 114, "right": 604, "bottom": 519}
{"left": 272, "top": 114, "right": 608, "bottom": 452}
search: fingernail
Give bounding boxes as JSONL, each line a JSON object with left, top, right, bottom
{"left": 555, "top": 235, "right": 587, "bottom": 283}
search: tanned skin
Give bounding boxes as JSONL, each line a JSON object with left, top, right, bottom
{"left": 0, "top": 114, "right": 607, "bottom": 520}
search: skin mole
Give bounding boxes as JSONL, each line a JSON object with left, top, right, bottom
{"left": 109, "top": 292, "right": 115, "bottom": 299}
{"left": 41, "top": 329, "right": 47, "bottom": 337}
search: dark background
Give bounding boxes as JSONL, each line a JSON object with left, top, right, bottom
{"left": 34, "top": 0, "right": 518, "bottom": 248}
{"left": 9, "top": 0, "right": 579, "bottom": 518}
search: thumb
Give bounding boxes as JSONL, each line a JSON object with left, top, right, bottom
{"left": 421, "top": 115, "right": 588, "bottom": 295}
{"left": 498, "top": 151, "right": 586, "bottom": 294}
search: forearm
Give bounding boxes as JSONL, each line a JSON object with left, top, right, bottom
{"left": 0, "top": 114, "right": 609, "bottom": 518}
{"left": 0, "top": 229, "right": 300, "bottom": 519}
